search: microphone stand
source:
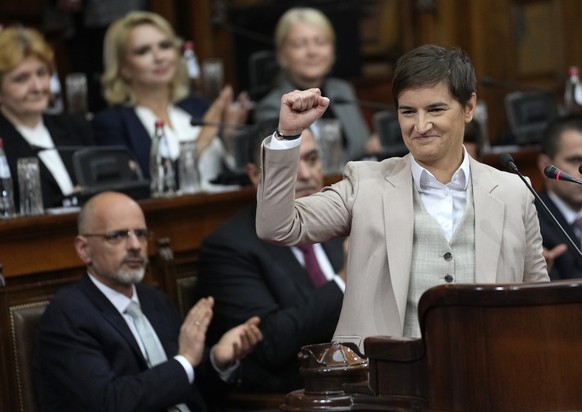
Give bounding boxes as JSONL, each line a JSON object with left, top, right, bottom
{"left": 501, "top": 154, "right": 582, "bottom": 262}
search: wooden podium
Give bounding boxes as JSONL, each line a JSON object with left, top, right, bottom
{"left": 284, "top": 280, "right": 582, "bottom": 412}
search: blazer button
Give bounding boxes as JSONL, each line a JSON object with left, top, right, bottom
{"left": 444, "top": 274, "right": 454, "bottom": 283}
{"left": 444, "top": 252, "right": 453, "bottom": 261}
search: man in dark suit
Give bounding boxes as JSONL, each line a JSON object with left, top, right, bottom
{"left": 35, "top": 191, "right": 262, "bottom": 412}
{"left": 537, "top": 115, "right": 582, "bottom": 279}
{"left": 194, "top": 123, "right": 346, "bottom": 393}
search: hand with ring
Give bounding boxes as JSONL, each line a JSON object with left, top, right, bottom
{"left": 178, "top": 297, "right": 214, "bottom": 366}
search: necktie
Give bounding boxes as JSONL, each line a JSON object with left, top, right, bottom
{"left": 125, "top": 301, "right": 168, "bottom": 367}
{"left": 297, "top": 244, "right": 328, "bottom": 288}
{"left": 125, "top": 302, "right": 191, "bottom": 412}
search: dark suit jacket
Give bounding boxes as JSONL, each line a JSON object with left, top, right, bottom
{"left": 536, "top": 189, "right": 582, "bottom": 279}
{"left": 195, "top": 203, "right": 345, "bottom": 393}
{"left": 0, "top": 112, "right": 94, "bottom": 208}
{"left": 35, "top": 275, "right": 228, "bottom": 412}
{"left": 91, "top": 96, "right": 210, "bottom": 179}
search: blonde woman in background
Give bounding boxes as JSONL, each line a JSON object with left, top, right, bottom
{"left": 92, "top": 11, "right": 249, "bottom": 189}
{"left": 254, "top": 7, "right": 380, "bottom": 162}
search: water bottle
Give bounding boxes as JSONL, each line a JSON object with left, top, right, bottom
{"left": 45, "top": 71, "right": 64, "bottom": 114}
{"left": 149, "top": 121, "right": 176, "bottom": 197}
{"left": 563, "top": 66, "right": 582, "bottom": 115}
{"left": 183, "top": 41, "right": 200, "bottom": 93}
{"left": 0, "top": 138, "right": 15, "bottom": 218}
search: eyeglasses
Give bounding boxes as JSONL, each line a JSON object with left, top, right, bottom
{"left": 82, "top": 229, "right": 151, "bottom": 244}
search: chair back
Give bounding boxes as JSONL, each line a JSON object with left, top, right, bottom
{"left": 72, "top": 146, "right": 150, "bottom": 202}
{"left": 418, "top": 280, "right": 582, "bottom": 411}
{"left": 9, "top": 301, "right": 49, "bottom": 412}
{"left": 372, "top": 110, "right": 408, "bottom": 157}
{"left": 248, "top": 50, "right": 280, "bottom": 101}
{"left": 504, "top": 90, "right": 558, "bottom": 145}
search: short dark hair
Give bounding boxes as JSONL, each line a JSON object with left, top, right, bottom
{"left": 392, "top": 44, "right": 476, "bottom": 108}
{"left": 540, "top": 114, "right": 582, "bottom": 158}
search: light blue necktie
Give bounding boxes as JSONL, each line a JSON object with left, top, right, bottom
{"left": 125, "top": 301, "right": 191, "bottom": 412}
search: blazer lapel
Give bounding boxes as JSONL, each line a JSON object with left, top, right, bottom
{"left": 78, "top": 276, "right": 147, "bottom": 365}
{"left": 471, "top": 160, "right": 505, "bottom": 283}
{"left": 382, "top": 155, "right": 414, "bottom": 327}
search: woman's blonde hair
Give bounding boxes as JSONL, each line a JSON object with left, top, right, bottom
{"left": 274, "top": 7, "right": 336, "bottom": 52}
{"left": 101, "top": 11, "right": 189, "bottom": 106}
{"left": 0, "top": 26, "right": 54, "bottom": 82}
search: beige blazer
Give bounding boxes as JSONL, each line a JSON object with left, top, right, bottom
{"left": 256, "top": 139, "right": 549, "bottom": 351}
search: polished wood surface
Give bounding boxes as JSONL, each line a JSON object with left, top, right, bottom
{"left": 0, "top": 188, "right": 255, "bottom": 280}
{"left": 361, "top": 280, "right": 582, "bottom": 412}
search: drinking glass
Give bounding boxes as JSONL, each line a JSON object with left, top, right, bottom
{"left": 65, "top": 73, "right": 88, "bottom": 115}
{"left": 178, "top": 140, "right": 201, "bottom": 194}
{"left": 314, "top": 119, "right": 344, "bottom": 175}
{"left": 17, "top": 157, "right": 44, "bottom": 216}
{"left": 202, "top": 58, "right": 224, "bottom": 101}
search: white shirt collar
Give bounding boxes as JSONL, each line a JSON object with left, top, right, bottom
{"left": 547, "top": 190, "right": 582, "bottom": 226}
{"left": 410, "top": 147, "right": 471, "bottom": 193}
{"left": 88, "top": 273, "right": 139, "bottom": 314}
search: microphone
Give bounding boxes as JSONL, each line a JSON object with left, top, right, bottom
{"left": 331, "top": 97, "right": 391, "bottom": 111}
{"left": 190, "top": 119, "right": 253, "bottom": 130}
{"left": 500, "top": 153, "right": 582, "bottom": 261}
{"left": 544, "top": 165, "right": 582, "bottom": 185}
{"left": 29, "top": 144, "right": 92, "bottom": 154}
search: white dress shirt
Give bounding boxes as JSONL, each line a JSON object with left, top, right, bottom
{"left": 16, "top": 122, "right": 75, "bottom": 195}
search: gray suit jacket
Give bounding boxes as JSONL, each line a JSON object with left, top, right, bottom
{"left": 254, "top": 77, "right": 371, "bottom": 161}
{"left": 256, "top": 139, "right": 549, "bottom": 350}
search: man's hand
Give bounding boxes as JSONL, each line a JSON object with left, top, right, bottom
{"left": 543, "top": 244, "right": 568, "bottom": 273}
{"left": 278, "top": 88, "right": 330, "bottom": 137}
{"left": 178, "top": 297, "right": 214, "bottom": 367}
{"left": 211, "top": 316, "right": 262, "bottom": 370}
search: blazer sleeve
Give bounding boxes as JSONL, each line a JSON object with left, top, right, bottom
{"left": 256, "top": 136, "right": 354, "bottom": 245}
{"left": 91, "top": 108, "right": 134, "bottom": 148}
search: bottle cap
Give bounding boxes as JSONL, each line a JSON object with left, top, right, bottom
{"left": 183, "top": 41, "right": 194, "bottom": 51}
{"left": 155, "top": 120, "right": 164, "bottom": 128}
{"left": 568, "top": 66, "right": 580, "bottom": 76}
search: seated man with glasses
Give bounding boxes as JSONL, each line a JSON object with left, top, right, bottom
{"left": 35, "top": 191, "right": 263, "bottom": 412}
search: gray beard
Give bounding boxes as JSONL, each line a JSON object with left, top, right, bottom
{"left": 115, "top": 267, "right": 145, "bottom": 285}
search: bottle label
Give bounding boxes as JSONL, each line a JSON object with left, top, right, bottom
{"left": 0, "top": 156, "right": 11, "bottom": 179}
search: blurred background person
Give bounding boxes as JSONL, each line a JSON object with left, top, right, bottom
{"left": 463, "top": 119, "right": 485, "bottom": 160}
{"left": 91, "top": 11, "right": 249, "bottom": 190}
{"left": 0, "top": 25, "right": 94, "bottom": 210}
{"left": 253, "top": 7, "right": 380, "bottom": 164}
{"left": 43, "top": 0, "right": 149, "bottom": 113}
{"left": 536, "top": 114, "right": 582, "bottom": 279}
{"left": 194, "top": 121, "right": 346, "bottom": 393}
